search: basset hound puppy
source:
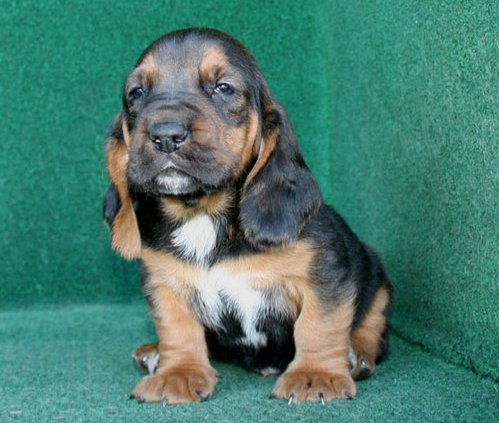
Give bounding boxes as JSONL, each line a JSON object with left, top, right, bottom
{"left": 104, "top": 27, "right": 391, "bottom": 405}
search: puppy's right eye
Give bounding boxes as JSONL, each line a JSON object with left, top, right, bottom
{"left": 129, "top": 87, "right": 145, "bottom": 102}
{"left": 213, "top": 83, "right": 234, "bottom": 96}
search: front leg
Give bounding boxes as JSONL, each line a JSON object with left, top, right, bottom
{"left": 272, "top": 292, "right": 356, "bottom": 404}
{"left": 131, "top": 283, "right": 218, "bottom": 405}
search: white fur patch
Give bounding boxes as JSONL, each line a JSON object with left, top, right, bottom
{"left": 171, "top": 214, "right": 218, "bottom": 266}
{"left": 164, "top": 214, "right": 290, "bottom": 348}
{"left": 258, "top": 367, "right": 281, "bottom": 377}
{"left": 155, "top": 173, "right": 193, "bottom": 195}
{"left": 194, "top": 267, "right": 273, "bottom": 348}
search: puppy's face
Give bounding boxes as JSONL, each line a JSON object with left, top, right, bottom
{"left": 105, "top": 28, "right": 322, "bottom": 260}
{"left": 123, "top": 30, "right": 262, "bottom": 197}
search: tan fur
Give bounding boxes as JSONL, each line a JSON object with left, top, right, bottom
{"left": 233, "top": 109, "right": 260, "bottom": 176}
{"left": 223, "top": 242, "right": 312, "bottom": 288}
{"left": 105, "top": 120, "right": 141, "bottom": 260}
{"left": 243, "top": 122, "right": 277, "bottom": 189}
{"left": 141, "top": 241, "right": 314, "bottom": 310}
{"left": 199, "top": 48, "right": 260, "bottom": 175}
{"left": 242, "top": 86, "right": 277, "bottom": 188}
{"left": 134, "top": 343, "right": 158, "bottom": 358}
{"left": 190, "top": 113, "right": 241, "bottom": 170}
{"left": 272, "top": 296, "right": 357, "bottom": 403}
{"left": 132, "top": 343, "right": 159, "bottom": 373}
{"left": 351, "top": 285, "right": 390, "bottom": 379}
{"left": 160, "top": 192, "right": 232, "bottom": 223}
{"left": 222, "top": 241, "right": 317, "bottom": 315}
{"left": 199, "top": 47, "right": 227, "bottom": 82}
{"left": 131, "top": 282, "right": 217, "bottom": 404}
{"left": 137, "top": 54, "right": 160, "bottom": 87}
{"left": 141, "top": 248, "right": 199, "bottom": 298}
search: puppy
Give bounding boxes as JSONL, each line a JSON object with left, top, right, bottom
{"left": 103, "top": 27, "right": 391, "bottom": 405}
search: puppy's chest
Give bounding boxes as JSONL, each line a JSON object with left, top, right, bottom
{"left": 169, "top": 214, "right": 221, "bottom": 266}
{"left": 146, "top": 213, "right": 306, "bottom": 348}
{"left": 189, "top": 266, "right": 289, "bottom": 348}
{"left": 158, "top": 216, "right": 290, "bottom": 347}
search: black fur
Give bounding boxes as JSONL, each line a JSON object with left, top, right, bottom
{"left": 103, "top": 183, "right": 120, "bottom": 228}
{"left": 205, "top": 315, "right": 295, "bottom": 373}
{"left": 240, "top": 105, "right": 322, "bottom": 247}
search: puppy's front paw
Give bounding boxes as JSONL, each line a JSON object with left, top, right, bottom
{"left": 130, "top": 364, "right": 218, "bottom": 405}
{"left": 271, "top": 369, "right": 356, "bottom": 404}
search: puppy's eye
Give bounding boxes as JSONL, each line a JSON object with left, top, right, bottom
{"left": 213, "top": 83, "right": 234, "bottom": 96}
{"left": 129, "top": 87, "right": 145, "bottom": 102}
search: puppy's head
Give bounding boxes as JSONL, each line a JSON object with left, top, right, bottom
{"left": 105, "top": 28, "right": 322, "bottom": 259}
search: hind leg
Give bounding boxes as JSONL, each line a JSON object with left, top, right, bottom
{"left": 350, "top": 284, "right": 390, "bottom": 380}
{"left": 132, "top": 343, "right": 159, "bottom": 374}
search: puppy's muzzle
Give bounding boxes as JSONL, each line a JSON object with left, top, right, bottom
{"left": 149, "top": 121, "right": 190, "bottom": 154}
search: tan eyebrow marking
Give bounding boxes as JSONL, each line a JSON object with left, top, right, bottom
{"left": 199, "top": 47, "right": 228, "bottom": 82}
{"left": 131, "top": 53, "right": 159, "bottom": 90}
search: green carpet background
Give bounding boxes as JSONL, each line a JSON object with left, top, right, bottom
{"left": 328, "top": 0, "right": 498, "bottom": 381}
{"left": 1, "top": 1, "right": 497, "bottom": 421}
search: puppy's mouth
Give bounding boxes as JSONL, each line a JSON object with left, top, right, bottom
{"left": 154, "top": 168, "right": 200, "bottom": 196}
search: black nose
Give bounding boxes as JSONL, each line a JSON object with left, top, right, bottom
{"left": 149, "top": 122, "right": 189, "bottom": 153}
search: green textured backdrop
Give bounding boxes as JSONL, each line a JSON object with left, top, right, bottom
{"left": 328, "top": 0, "right": 498, "bottom": 381}
{"left": 1, "top": 1, "right": 498, "bottom": 421}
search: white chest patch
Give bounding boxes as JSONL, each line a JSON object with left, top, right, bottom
{"left": 171, "top": 214, "right": 218, "bottom": 266}
{"left": 194, "top": 268, "right": 272, "bottom": 348}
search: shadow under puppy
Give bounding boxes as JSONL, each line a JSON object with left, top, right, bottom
{"left": 104, "top": 27, "right": 391, "bottom": 405}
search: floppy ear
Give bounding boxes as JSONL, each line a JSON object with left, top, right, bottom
{"left": 103, "top": 182, "right": 121, "bottom": 227}
{"left": 240, "top": 93, "right": 323, "bottom": 247}
{"left": 104, "top": 111, "right": 141, "bottom": 260}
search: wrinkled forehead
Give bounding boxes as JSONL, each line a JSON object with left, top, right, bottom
{"left": 127, "top": 35, "right": 255, "bottom": 90}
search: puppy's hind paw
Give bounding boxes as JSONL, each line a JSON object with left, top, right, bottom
{"left": 132, "top": 343, "right": 160, "bottom": 375}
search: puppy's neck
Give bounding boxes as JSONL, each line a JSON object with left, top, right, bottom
{"left": 158, "top": 190, "right": 236, "bottom": 267}
{"left": 160, "top": 190, "right": 234, "bottom": 223}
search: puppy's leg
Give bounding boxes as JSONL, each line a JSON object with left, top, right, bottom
{"left": 272, "top": 293, "right": 356, "bottom": 404}
{"left": 350, "top": 284, "right": 390, "bottom": 380}
{"left": 131, "top": 285, "right": 217, "bottom": 404}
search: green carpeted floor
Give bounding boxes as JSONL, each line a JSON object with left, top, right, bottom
{"left": 1, "top": 303, "right": 497, "bottom": 423}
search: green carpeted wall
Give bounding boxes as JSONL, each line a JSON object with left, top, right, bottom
{"left": 328, "top": 0, "right": 498, "bottom": 381}
{"left": 1, "top": 0, "right": 497, "bottom": 407}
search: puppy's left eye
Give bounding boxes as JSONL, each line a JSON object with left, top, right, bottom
{"left": 213, "top": 83, "right": 234, "bottom": 96}
{"left": 129, "top": 87, "right": 145, "bottom": 102}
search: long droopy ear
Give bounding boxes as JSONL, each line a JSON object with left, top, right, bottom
{"left": 104, "top": 111, "right": 141, "bottom": 260}
{"left": 240, "top": 91, "right": 323, "bottom": 247}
